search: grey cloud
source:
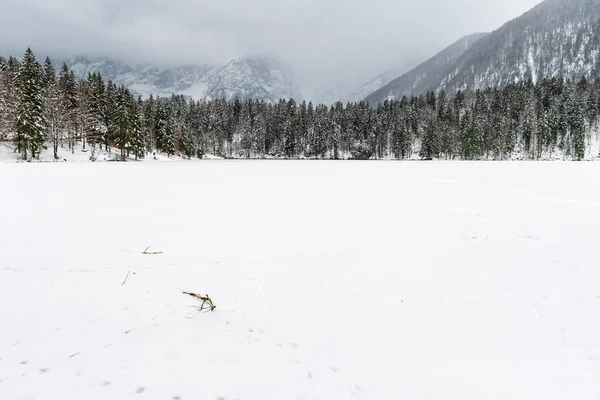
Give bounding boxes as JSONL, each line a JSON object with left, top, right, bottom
{"left": 1, "top": 0, "right": 543, "bottom": 95}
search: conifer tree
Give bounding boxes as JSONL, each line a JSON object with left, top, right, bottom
{"left": 84, "top": 72, "right": 107, "bottom": 158}
{"left": 283, "top": 99, "right": 297, "bottom": 158}
{"left": 42, "top": 57, "right": 56, "bottom": 90}
{"left": 330, "top": 101, "right": 345, "bottom": 159}
{"left": 461, "top": 110, "right": 478, "bottom": 160}
{"left": 163, "top": 110, "right": 176, "bottom": 156}
{"left": 153, "top": 100, "right": 167, "bottom": 153}
{"left": 572, "top": 79, "right": 587, "bottom": 160}
{"left": 131, "top": 98, "right": 145, "bottom": 160}
{"left": 143, "top": 95, "right": 156, "bottom": 153}
{"left": 420, "top": 117, "right": 438, "bottom": 159}
{"left": 7, "top": 56, "right": 20, "bottom": 72}
{"left": 14, "top": 48, "right": 46, "bottom": 160}
{"left": 104, "top": 81, "right": 118, "bottom": 150}
{"left": 391, "top": 98, "right": 411, "bottom": 159}
{"left": 58, "top": 64, "right": 78, "bottom": 152}
{"left": 311, "top": 104, "right": 330, "bottom": 158}
{"left": 178, "top": 126, "right": 195, "bottom": 159}
{"left": 113, "top": 86, "right": 132, "bottom": 160}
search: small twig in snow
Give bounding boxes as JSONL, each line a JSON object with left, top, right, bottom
{"left": 143, "top": 246, "right": 163, "bottom": 255}
{"left": 121, "top": 271, "right": 135, "bottom": 285}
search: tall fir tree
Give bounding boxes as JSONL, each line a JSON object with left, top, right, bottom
{"left": 163, "top": 110, "right": 176, "bottom": 156}
{"left": 131, "top": 97, "right": 145, "bottom": 160}
{"left": 113, "top": 86, "right": 133, "bottom": 160}
{"left": 41, "top": 57, "right": 56, "bottom": 90}
{"left": 58, "top": 64, "right": 78, "bottom": 152}
{"left": 14, "top": 48, "right": 46, "bottom": 160}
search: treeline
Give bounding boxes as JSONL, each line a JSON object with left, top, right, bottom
{"left": 1, "top": 48, "right": 600, "bottom": 161}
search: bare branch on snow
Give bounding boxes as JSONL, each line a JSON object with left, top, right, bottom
{"left": 183, "top": 292, "right": 216, "bottom": 312}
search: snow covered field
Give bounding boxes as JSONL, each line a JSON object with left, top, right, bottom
{"left": 1, "top": 161, "right": 600, "bottom": 400}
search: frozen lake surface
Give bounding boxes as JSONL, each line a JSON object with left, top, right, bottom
{"left": 1, "top": 161, "right": 599, "bottom": 400}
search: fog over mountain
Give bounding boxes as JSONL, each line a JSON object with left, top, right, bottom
{"left": 1, "top": 0, "right": 542, "bottom": 101}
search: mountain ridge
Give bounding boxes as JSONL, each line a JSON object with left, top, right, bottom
{"left": 438, "top": 0, "right": 600, "bottom": 94}
{"left": 366, "top": 0, "right": 600, "bottom": 104}
{"left": 364, "top": 33, "right": 488, "bottom": 104}
{"left": 65, "top": 56, "right": 302, "bottom": 102}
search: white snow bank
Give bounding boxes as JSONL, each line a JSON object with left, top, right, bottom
{"left": 0, "top": 142, "right": 217, "bottom": 163}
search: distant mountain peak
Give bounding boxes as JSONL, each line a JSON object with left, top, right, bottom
{"left": 66, "top": 56, "right": 302, "bottom": 102}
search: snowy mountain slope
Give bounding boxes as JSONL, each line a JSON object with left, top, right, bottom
{"left": 348, "top": 70, "right": 407, "bottom": 103}
{"left": 365, "top": 33, "right": 488, "bottom": 104}
{"left": 197, "top": 58, "right": 302, "bottom": 102}
{"left": 366, "top": 0, "right": 600, "bottom": 104}
{"left": 438, "top": 0, "right": 600, "bottom": 94}
{"left": 310, "top": 56, "right": 425, "bottom": 105}
{"left": 66, "top": 57, "right": 302, "bottom": 102}
{"left": 66, "top": 57, "right": 214, "bottom": 98}
{"left": 347, "top": 54, "right": 430, "bottom": 103}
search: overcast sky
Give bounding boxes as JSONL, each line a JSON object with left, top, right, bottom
{"left": 1, "top": 0, "right": 543, "bottom": 95}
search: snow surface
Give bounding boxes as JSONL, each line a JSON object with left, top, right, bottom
{"left": 1, "top": 162, "right": 600, "bottom": 400}
{"left": 0, "top": 142, "right": 199, "bottom": 163}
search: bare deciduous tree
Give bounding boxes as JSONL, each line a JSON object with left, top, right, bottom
{"left": 44, "top": 82, "right": 69, "bottom": 159}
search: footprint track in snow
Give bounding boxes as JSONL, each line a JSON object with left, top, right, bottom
{"left": 347, "top": 380, "right": 362, "bottom": 397}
